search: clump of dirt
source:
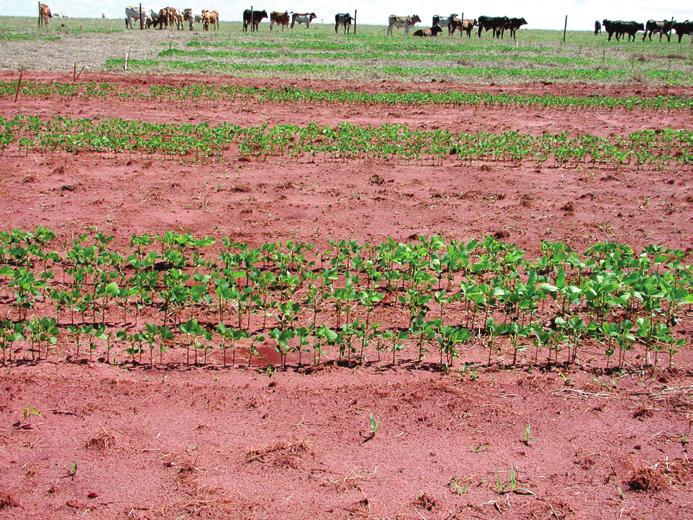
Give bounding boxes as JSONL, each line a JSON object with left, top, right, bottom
{"left": 0, "top": 491, "right": 20, "bottom": 510}
{"left": 413, "top": 493, "right": 437, "bottom": 511}
{"left": 632, "top": 407, "right": 654, "bottom": 420}
{"left": 519, "top": 193, "right": 534, "bottom": 208}
{"left": 244, "top": 440, "right": 310, "bottom": 469}
{"left": 85, "top": 429, "right": 116, "bottom": 451}
{"left": 561, "top": 201, "right": 575, "bottom": 215}
{"left": 229, "top": 183, "right": 252, "bottom": 193}
{"left": 369, "top": 174, "right": 385, "bottom": 185}
{"left": 626, "top": 465, "right": 670, "bottom": 493}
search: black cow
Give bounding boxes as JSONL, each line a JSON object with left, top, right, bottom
{"left": 243, "top": 9, "right": 267, "bottom": 32}
{"left": 643, "top": 19, "right": 673, "bottom": 41}
{"left": 594, "top": 20, "right": 601, "bottom": 35}
{"left": 477, "top": 16, "right": 509, "bottom": 38}
{"left": 503, "top": 17, "right": 527, "bottom": 39}
{"left": 672, "top": 20, "right": 692, "bottom": 42}
{"left": 602, "top": 19, "right": 644, "bottom": 42}
{"left": 432, "top": 14, "right": 458, "bottom": 35}
{"left": 413, "top": 25, "right": 443, "bottom": 37}
{"left": 335, "top": 12, "right": 352, "bottom": 33}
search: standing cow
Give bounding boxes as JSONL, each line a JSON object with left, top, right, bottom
{"left": 594, "top": 20, "right": 601, "bottom": 35}
{"left": 202, "top": 10, "right": 219, "bottom": 31}
{"left": 291, "top": 12, "right": 317, "bottom": 29}
{"left": 125, "top": 6, "right": 148, "bottom": 29}
{"left": 269, "top": 11, "right": 290, "bottom": 31}
{"left": 672, "top": 20, "right": 692, "bottom": 42}
{"left": 643, "top": 20, "right": 673, "bottom": 41}
{"left": 477, "top": 16, "right": 509, "bottom": 38}
{"left": 387, "top": 15, "right": 421, "bottom": 36}
{"left": 335, "top": 13, "right": 352, "bottom": 34}
{"left": 243, "top": 9, "right": 267, "bottom": 31}
{"left": 503, "top": 17, "right": 527, "bottom": 39}
{"left": 38, "top": 3, "right": 52, "bottom": 27}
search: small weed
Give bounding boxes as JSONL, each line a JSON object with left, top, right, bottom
{"left": 448, "top": 476, "right": 470, "bottom": 495}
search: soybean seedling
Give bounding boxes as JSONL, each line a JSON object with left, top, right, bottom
{"left": 362, "top": 413, "right": 380, "bottom": 443}
{"left": 522, "top": 423, "right": 537, "bottom": 446}
{"left": 13, "top": 406, "right": 41, "bottom": 430}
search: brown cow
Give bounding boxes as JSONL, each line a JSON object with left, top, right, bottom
{"left": 453, "top": 18, "right": 477, "bottom": 38}
{"left": 413, "top": 25, "right": 443, "bottom": 37}
{"left": 202, "top": 10, "right": 219, "bottom": 31}
{"left": 157, "top": 7, "right": 180, "bottom": 29}
{"left": 270, "top": 11, "right": 290, "bottom": 31}
{"left": 38, "top": 3, "right": 52, "bottom": 27}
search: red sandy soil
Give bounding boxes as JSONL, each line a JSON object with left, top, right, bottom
{"left": 0, "top": 75, "right": 691, "bottom": 519}
{"left": 0, "top": 153, "right": 689, "bottom": 254}
{"left": 1, "top": 363, "right": 691, "bottom": 519}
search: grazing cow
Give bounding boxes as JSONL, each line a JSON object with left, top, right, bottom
{"left": 503, "top": 17, "right": 527, "bottom": 39}
{"left": 594, "top": 20, "right": 601, "bottom": 35}
{"left": 432, "top": 14, "right": 458, "bottom": 35}
{"left": 335, "top": 12, "right": 352, "bottom": 33}
{"left": 201, "top": 10, "right": 219, "bottom": 31}
{"left": 270, "top": 11, "right": 290, "bottom": 31}
{"left": 38, "top": 3, "right": 52, "bottom": 27}
{"left": 291, "top": 12, "right": 317, "bottom": 28}
{"left": 413, "top": 25, "right": 443, "bottom": 37}
{"left": 125, "top": 6, "right": 148, "bottom": 29}
{"left": 243, "top": 9, "right": 267, "bottom": 32}
{"left": 643, "top": 20, "right": 673, "bottom": 41}
{"left": 477, "top": 16, "right": 509, "bottom": 38}
{"left": 387, "top": 15, "right": 421, "bottom": 36}
{"left": 672, "top": 20, "right": 692, "bottom": 42}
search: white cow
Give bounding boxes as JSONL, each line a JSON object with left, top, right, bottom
{"left": 291, "top": 12, "right": 317, "bottom": 28}
{"left": 387, "top": 14, "right": 421, "bottom": 36}
{"left": 125, "top": 5, "right": 148, "bottom": 29}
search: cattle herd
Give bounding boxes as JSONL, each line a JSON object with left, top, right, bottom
{"left": 33, "top": 3, "right": 693, "bottom": 42}
{"left": 124, "top": 6, "right": 219, "bottom": 30}
{"left": 599, "top": 19, "right": 692, "bottom": 43}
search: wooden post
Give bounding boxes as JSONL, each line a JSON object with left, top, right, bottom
{"left": 250, "top": 6, "right": 254, "bottom": 32}
{"left": 139, "top": 3, "right": 144, "bottom": 30}
{"left": 353, "top": 10, "right": 357, "bottom": 35}
{"left": 72, "top": 62, "right": 77, "bottom": 82}
{"left": 14, "top": 69, "right": 23, "bottom": 103}
{"left": 125, "top": 51, "right": 129, "bottom": 71}
{"left": 460, "top": 12, "right": 464, "bottom": 37}
{"left": 563, "top": 15, "right": 568, "bottom": 43}
{"left": 37, "top": 1, "right": 41, "bottom": 28}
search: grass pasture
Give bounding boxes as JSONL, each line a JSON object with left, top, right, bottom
{"left": 0, "top": 16, "right": 690, "bottom": 84}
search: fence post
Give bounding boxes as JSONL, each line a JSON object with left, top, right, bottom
{"left": 139, "top": 3, "right": 144, "bottom": 29}
{"left": 251, "top": 6, "right": 254, "bottom": 32}
{"left": 563, "top": 15, "right": 568, "bottom": 43}
{"left": 37, "top": 1, "right": 40, "bottom": 28}
{"left": 353, "top": 9, "right": 357, "bottom": 34}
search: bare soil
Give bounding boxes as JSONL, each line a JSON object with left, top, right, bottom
{"left": 0, "top": 73, "right": 691, "bottom": 519}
